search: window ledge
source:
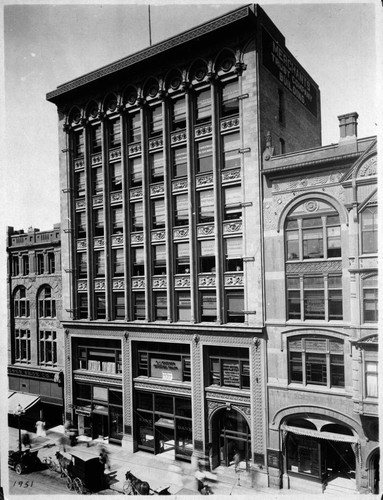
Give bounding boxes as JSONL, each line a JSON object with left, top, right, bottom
{"left": 286, "top": 383, "right": 350, "bottom": 397}
{"left": 205, "top": 385, "right": 250, "bottom": 396}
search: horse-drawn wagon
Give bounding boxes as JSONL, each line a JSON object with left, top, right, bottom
{"left": 123, "top": 471, "right": 170, "bottom": 495}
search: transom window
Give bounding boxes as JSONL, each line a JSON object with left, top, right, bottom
{"left": 39, "top": 331, "right": 57, "bottom": 366}
{"left": 285, "top": 201, "right": 341, "bottom": 260}
{"left": 288, "top": 337, "right": 344, "bottom": 388}
{"left": 14, "top": 329, "right": 31, "bottom": 364}
{"left": 362, "top": 275, "right": 378, "bottom": 323}
{"left": 361, "top": 206, "right": 377, "bottom": 254}
{"left": 38, "top": 286, "right": 56, "bottom": 318}
{"left": 14, "top": 287, "right": 30, "bottom": 318}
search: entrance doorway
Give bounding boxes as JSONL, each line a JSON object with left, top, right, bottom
{"left": 93, "top": 409, "right": 109, "bottom": 439}
{"left": 211, "top": 408, "right": 251, "bottom": 470}
{"left": 369, "top": 450, "right": 380, "bottom": 494}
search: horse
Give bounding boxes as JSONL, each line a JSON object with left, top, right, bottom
{"left": 125, "top": 470, "right": 150, "bottom": 495}
{"left": 55, "top": 451, "right": 72, "bottom": 477}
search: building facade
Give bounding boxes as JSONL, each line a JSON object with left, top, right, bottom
{"left": 262, "top": 115, "right": 378, "bottom": 494}
{"left": 7, "top": 225, "right": 64, "bottom": 432}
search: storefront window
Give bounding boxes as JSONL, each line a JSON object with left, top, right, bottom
{"left": 76, "top": 346, "right": 122, "bottom": 374}
{"left": 137, "top": 412, "right": 155, "bottom": 449}
{"left": 287, "top": 435, "right": 320, "bottom": 477}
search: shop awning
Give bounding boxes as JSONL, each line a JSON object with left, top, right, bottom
{"left": 282, "top": 424, "right": 358, "bottom": 443}
{"left": 8, "top": 392, "right": 40, "bottom": 414}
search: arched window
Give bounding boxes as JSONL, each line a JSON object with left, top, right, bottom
{"left": 38, "top": 286, "right": 56, "bottom": 318}
{"left": 14, "top": 286, "right": 30, "bottom": 317}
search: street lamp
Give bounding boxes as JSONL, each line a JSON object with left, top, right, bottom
{"left": 14, "top": 403, "right": 25, "bottom": 452}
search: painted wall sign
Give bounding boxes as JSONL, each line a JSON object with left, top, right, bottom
{"left": 262, "top": 27, "right": 318, "bottom": 117}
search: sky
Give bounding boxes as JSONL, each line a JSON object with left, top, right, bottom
{"left": 1, "top": 0, "right": 380, "bottom": 233}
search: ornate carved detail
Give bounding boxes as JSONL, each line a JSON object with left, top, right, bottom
{"left": 358, "top": 157, "right": 377, "bottom": 177}
{"left": 175, "top": 277, "right": 191, "bottom": 288}
{"left": 73, "top": 372, "right": 122, "bottom": 386}
{"left": 196, "top": 174, "right": 213, "bottom": 187}
{"left": 149, "top": 138, "right": 163, "bottom": 150}
{"left": 220, "top": 116, "right": 240, "bottom": 131}
{"left": 134, "top": 381, "right": 191, "bottom": 396}
{"left": 132, "top": 278, "right": 145, "bottom": 289}
{"left": 195, "top": 125, "right": 213, "bottom": 138}
{"left": 263, "top": 193, "right": 295, "bottom": 231}
{"left": 94, "top": 238, "right": 105, "bottom": 248}
{"left": 109, "top": 148, "right": 121, "bottom": 161}
{"left": 305, "top": 200, "right": 319, "bottom": 212}
{"left": 286, "top": 260, "right": 342, "bottom": 274}
{"left": 111, "top": 192, "right": 123, "bottom": 203}
{"left": 111, "top": 235, "right": 124, "bottom": 246}
{"left": 199, "top": 276, "right": 216, "bottom": 287}
{"left": 77, "top": 280, "right": 87, "bottom": 291}
{"left": 170, "top": 132, "right": 187, "bottom": 144}
{"left": 272, "top": 171, "right": 344, "bottom": 193}
{"left": 113, "top": 279, "right": 125, "bottom": 290}
{"left": 223, "top": 222, "right": 242, "bottom": 234}
{"left": 150, "top": 184, "right": 165, "bottom": 196}
{"left": 76, "top": 200, "right": 86, "bottom": 210}
{"left": 197, "top": 225, "right": 214, "bottom": 237}
{"left": 173, "top": 228, "right": 189, "bottom": 240}
{"left": 222, "top": 168, "right": 241, "bottom": 182}
{"left": 91, "top": 154, "right": 102, "bottom": 165}
{"left": 129, "top": 143, "right": 141, "bottom": 155}
{"left": 77, "top": 239, "right": 87, "bottom": 250}
{"left": 224, "top": 275, "right": 244, "bottom": 286}
{"left": 130, "top": 188, "right": 143, "bottom": 199}
{"left": 131, "top": 233, "right": 144, "bottom": 244}
{"left": 151, "top": 230, "right": 166, "bottom": 241}
{"left": 94, "top": 280, "right": 105, "bottom": 290}
{"left": 172, "top": 179, "right": 188, "bottom": 192}
{"left": 74, "top": 159, "right": 85, "bottom": 170}
{"left": 153, "top": 278, "right": 167, "bottom": 288}
{"left": 93, "top": 195, "right": 103, "bottom": 206}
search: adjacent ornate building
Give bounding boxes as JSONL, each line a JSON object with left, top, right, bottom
{"left": 7, "top": 225, "right": 64, "bottom": 432}
{"left": 262, "top": 114, "right": 378, "bottom": 494}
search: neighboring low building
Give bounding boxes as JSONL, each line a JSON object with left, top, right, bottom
{"left": 7, "top": 225, "right": 64, "bottom": 432}
{"left": 262, "top": 113, "right": 378, "bottom": 494}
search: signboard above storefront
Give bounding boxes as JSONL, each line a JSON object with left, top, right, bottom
{"left": 151, "top": 358, "right": 182, "bottom": 381}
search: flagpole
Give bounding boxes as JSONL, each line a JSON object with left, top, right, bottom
{"left": 148, "top": 4, "right": 152, "bottom": 46}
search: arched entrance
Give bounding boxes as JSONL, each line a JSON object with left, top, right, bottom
{"left": 211, "top": 408, "right": 251, "bottom": 470}
{"left": 368, "top": 449, "right": 380, "bottom": 494}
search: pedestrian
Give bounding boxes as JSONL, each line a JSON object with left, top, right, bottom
{"left": 195, "top": 461, "right": 205, "bottom": 493}
{"left": 58, "top": 434, "right": 70, "bottom": 452}
{"left": 99, "top": 444, "right": 111, "bottom": 471}
{"left": 21, "top": 432, "right": 31, "bottom": 449}
{"left": 234, "top": 450, "right": 241, "bottom": 473}
{"left": 35, "top": 419, "right": 46, "bottom": 437}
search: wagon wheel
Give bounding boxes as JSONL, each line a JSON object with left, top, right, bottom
{"left": 73, "top": 477, "right": 84, "bottom": 495}
{"left": 123, "top": 480, "right": 133, "bottom": 495}
{"left": 66, "top": 477, "right": 73, "bottom": 491}
{"left": 15, "top": 463, "right": 23, "bottom": 475}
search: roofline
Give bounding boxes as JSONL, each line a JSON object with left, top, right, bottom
{"left": 46, "top": 4, "right": 254, "bottom": 103}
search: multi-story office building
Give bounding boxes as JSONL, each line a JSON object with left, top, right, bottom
{"left": 45, "top": 3, "right": 323, "bottom": 488}
{"left": 7, "top": 225, "right": 64, "bottom": 432}
{"left": 262, "top": 114, "right": 378, "bottom": 494}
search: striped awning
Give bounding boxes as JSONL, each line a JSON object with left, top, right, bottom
{"left": 282, "top": 424, "right": 358, "bottom": 443}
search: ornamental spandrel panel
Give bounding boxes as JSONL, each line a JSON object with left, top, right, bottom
{"left": 199, "top": 275, "right": 216, "bottom": 287}
{"left": 263, "top": 193, "right": 295, "bottom": 231}
{"left": 194, "top": 124, "right": 212, "bottom": 138}
{"left": 130, "top": 188, "right": 143, "bottom": 200}
{"left": 94, "top": 237, "right": 105, "bottom": 248}
{"left": 110, "top": 192, "right": 123, "bottom": 204}
{"left": 74, "top": 159, "right": 85, "bottom": 170}
{"left": 73, "top": 372, "right": 122, "bottom": 386}
{"left": 151, "top": 230, "right": 166, "bottom": 242}
{"left": 286, "top": 260, "right": 342, "bottom": 274}
{"left": 77, "top": 239, "right": 87, "bottom": 250}
{"left": 153, "top": 277, "right": 167, "bottom": 289}
{"left": 357, "top": 157, "right": 377, "bottom": 177}
{"left": 196, "top": 174, "right": 213, "bottom": 187}
{"left": 93, "top": 195, "right": 103, "bottom": 207}
{"left": 109, "top": 148, "right": 121, "bottom": 161}
{"left": 148, "top": 138, "right": 163, "bottom": 151}
{"left": 132, "top": 278, "right": 145, "bottom": 289}
{"left": 224, "top": 274, "right": 244, "bottom": 286}
{"left": 220, "top": 116, "right": 240, "bottom": 131}
{"left": 197, "top": 224, "right": 214, "bottom": 237}
{"left": 134, "top": 381, "right": 191, "bottom": 397}
{"left": 305, "top": 339, "right": 327, "bottom": 351}
{"left": 76, "top": 200, "right": 86, "bottom": 211}
{"left": 223, "top": 221, "right": 242, "bottom": 234}
{"left": 221, "top": 168, "right": 241, "bottom": 183}
{"left": 111, "top": 234, "right": 124, "bottom": 247}
{"left": 170, "top": 131, "right": 187, "bottom": 145}
{"left": 359, "top": 256, "right": 378, "bottom": 269}
{"left": 77, "top": 280, "right": 87, "bottom": 291}
{"left": 172, "top": 179, "right": 188, "bottom": 192}
{"left": 175, "top": 277, "right": 191, "bottom": 288}
{"left": 91, "top": 153, "right": 102, "bottom": 165}
{"left": 129, "top": 143, "right": 141, "bottom": 155}
{"left": 113, "top": 279, "right": 125, "bottom": 290}
{"left": 150, "top": 184, "right": 165, "bottom": 197}
{"left": 94, "top": 279, "right": 105, "bottom": 290}
{"left": 131, "top": 232, "right": 144, "bottom": 245}
{"left": 173, "top": 227, "right": 189, "bottom": 240}
{"left": 272, "top": 171, "right": 345, "bottom": 194}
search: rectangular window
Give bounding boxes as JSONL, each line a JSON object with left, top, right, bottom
{"left": 361, "top": 207, "right": 378, "bottom": 254}
{"left": 327, "top": 225, "right": 341, "bottom": 257}
{"left": 200, "top": 239, "right": 216, "bottom": 273}
{"left": 222, "top": 133, "right": 241, "bottom": 169}
{"left": 278, "top": 89, "right": 285, "bottom": 123}
{"left": 92, "top": 166, "right": 103, "bottom": 195}
{"left": 77, "top": 252, "right": 87, "bottom": 278}
{"left": 150, "top": 151, "right": 164, "bottom": 183}
{"left": 328, "top": 275, "right": 343, "bottom": 320}
{"left": 14, "top": 329, "right": 31, "bottom": 364}
{"left": 201, "top": 292, "right": 217, "bottom": 322}
{"left": 37, "top": 253, "right": 44, "bottom": 274}
{"left": 306, "top": 353, "right": 327, "bottom": 385}
{"left": 22, "top": 254, "right": 29, "bottom": 276}
{"left": 302, "top": 218, "right": 323, "bottom": 259}
{"left": 112, "top": 206, "right": 123, "bottom": 234}
{"left": 172, "top": 97, "right": 186, "bottom": 131}
{"left": 75, "top": 171, "right": 86, "bottom": 197}
{"left": 94, "top": 208, "right": 104, "bottom": 236}
{"left": 209, "top": 357, "right": 249, "bottom": 389}
{"left": 154, "top": 293, "right": 167, "bottom": 320}
{"left": 113, "top": 248, "right": 124, "bottom": 277}
{"left": 196, "top": 140, "right": 213, "bottom": 173}
{"left": 174, "top": 194, "right": 189, "bottom": 226}
{"left": 152, "top": 199, "right": 165, "bottom": 228}
{"left": 198, "top": 190, "right": 214, "bottom": 223}
{"left": 78, "top": 294, "right": 88, "bottom": 319}
{"left": 221, "top": 80, "right": 239, "bottom": 117}
{"left": 153, "top": 245, "right": 166, "bottom": 275}
{"left": 226, "top": 292, "right": 244, "bottom": 323}
{"left": 287, "top": 277, "right": 301, "bottom": 319}
{"left": 286, "top": 220, "right": 299, "bottom": 260}
{"left": 130, "top": 157, "right": 142, "bottom": 186}
{"left": 366, "top": 361, "right": 378, "bottom": 398}
{"left": 90, "top": 124, "right": 102, "bottom": 154}
{"left": 113, "top": 292, "right": 125, "bottom": 320}
{"left": 77, "top": 211, "right": 87, "bottom": 238}
{"left": 109, "top": 118, "right": 121, "bottom": 148}
{"left": 95, "top": 251, "right": 105, "bottom": 277}
{"left": 176, "top": 242, "right": 190, "bottom": 274}
{"left": 74, "top": 129, "right": 84, "bottom": 157}
{"left": 129, "top": 112, "right": 141, "bottom": 143}
{"left": 110, "top": 162, "right": 122, "bottom": 191}
{"left": 225, "top": 237, "right": 243, "bottom": 271}
{"left": 132, "top": 247, "right": 145, "bottom": 276}
{"left": 131, "top": 202, "right": 143, "bottom": 232}
{"left": 289, "top": 351, "right": 303, "bottom": 382}
{"left": 172, "top": 146, "right": 187, "bottom": 178}
{"left": 95, "top": 294, "right": 106, "bottom": 319}
{"left": 133, "top": 293, "right": 146, "bottom": 320}
{"left": 196, "top": 89, "right": 211, "bottom": 123}
{"left": 176, "top": 292, "right": 191, "bottom": 321}
{"left": 12, "top": 255, "right": 19, "bottom": 276}
{"left": 363, "top": 275, "right": 378, "bottom": 323}
{"left": 303, "top": 276, "right": 325, "bottom": 320}
{"left": 149, "top": 106, "right": 162, "bottom": 136}
{"left": 47, "top": 252, "right": 55, "bottom": 274}
{"left": 39, "top": 331, "right": 57, "bottom": 366}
